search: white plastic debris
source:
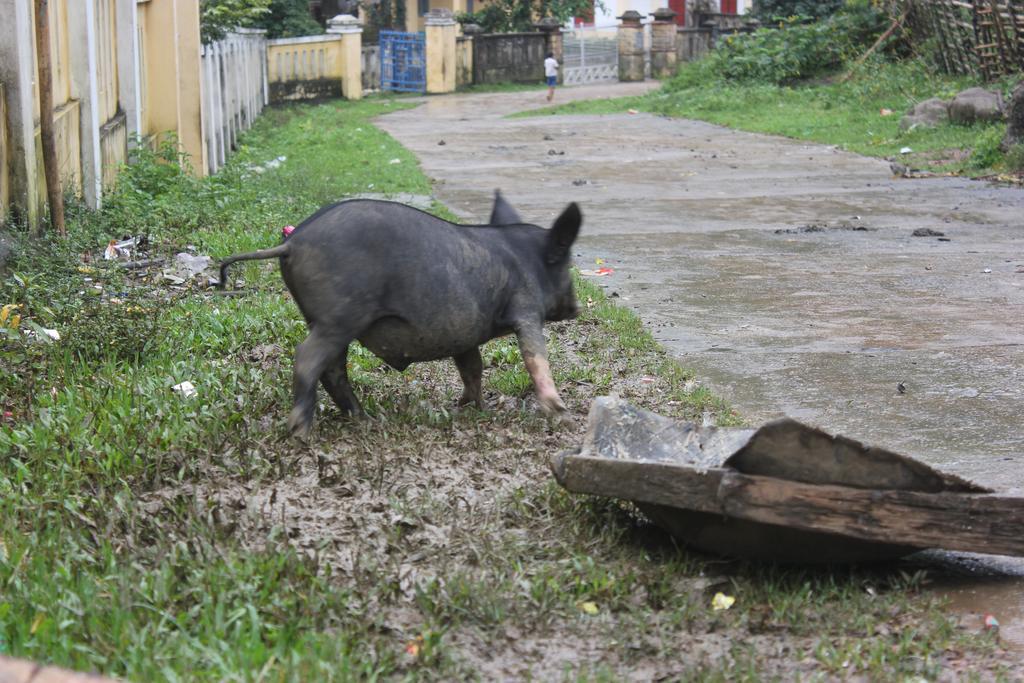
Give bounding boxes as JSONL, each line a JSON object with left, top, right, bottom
{"left": 172, "top": 381, "right": 198, "bottom": 399}
{"left": 41, "top": 328, "right": 60, "bottom": 341}
{"left": 104, "top": 237, "right": 138, "bottom": 260}
{"left": 899, "top": 146, "right": 912, "bottom": 155}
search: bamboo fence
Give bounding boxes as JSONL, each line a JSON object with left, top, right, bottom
{"left": 906, "top": 0, "right": 1024, "bottom": 79}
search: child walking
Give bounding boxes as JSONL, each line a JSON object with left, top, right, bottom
{"left": 544, "top": 52, "right": 559, "bottom": 102}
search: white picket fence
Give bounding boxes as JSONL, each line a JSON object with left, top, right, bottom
{"left": 201, "top": 28, "right": 269, "bottom": 175}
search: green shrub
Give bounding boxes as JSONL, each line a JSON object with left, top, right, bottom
{"left": 669, "top": 1, "right": 887, "bottom": 86}
{"left": 968, "top": 126, "right": 1005, "bottom": 169}
{"left": 1006, "top": 143, "right": 1024, "bottom": 173}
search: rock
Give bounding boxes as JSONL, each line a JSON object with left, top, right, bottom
{"left": 899, "top": 97, "right": 949, "bottom": 131}
{"left": 948, "top": 87, "right": 1004, "bottom": 125}
{"left": 1002, "top": 81, "right": 1024, "bottom": 151}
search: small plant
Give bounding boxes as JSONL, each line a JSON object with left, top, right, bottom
{"left": 1005, "top": 143, "right": 1024, "bottom": 173}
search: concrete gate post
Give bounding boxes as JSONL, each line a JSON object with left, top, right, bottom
{"left": 649, "top": 7, "right": 678, "bottom": 78}
{"left": 425, "top": 9, "right": 457, "bottom": 94}
{"left": 327, "top": 14, "right": 363, "bottom": 100}
{"left": 617, "top": 11, "right": 645, "bottom": 82}
{"left": 535, "top": 17, "right": 564, "bottom": 85}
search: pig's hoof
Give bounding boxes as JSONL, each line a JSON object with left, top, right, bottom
{"left": 287, "top": 410, "right": 313, "bottom": 441}
{"left": 538, "top": 395, "right": 571, "bottom": 425}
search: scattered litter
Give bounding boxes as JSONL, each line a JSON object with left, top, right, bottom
{"left": 579, "top": 267, "right": 615, "bottom": 277}
{"left": 912, "top": 228, "right": 945, "bottom": 237}
{"left": 404, "top": 636, "right": 423, "bottom": 657}
{"left": 897, "top": 381, "right": 907, "bottom": 394}
{"left": 578, "top": 601, "right": 599, "bottom": 615}
{"left": 982, "top": 268, "right": 992, "bottom": 274}
{"left": 595, "top": 258, "right": 605, "bottom": 265}
{"left": 938, "top": 237, "right": 952, "bottom": 242}
{"left": 172, "top": 381, "right": 198, "bottom": 399}
{"left": 900, "top": 146, "right": 913, "bottom": 154}
{"left": 266, "top": 156, "right": 286, "bottom": 169}
{"left": 627, "top": 109, "right": 639, "bottom": 114}
{"left": 640, "top": 376, "right": 656, "bottom": 384}
{"left": 711, "top": 592, "right": 735, "bottom": 611}
{"left": 984, "top": 614, "right": 1000, "bottom": 631}
{"left": 388, "top": 158, "right": 402, "bottom": 165}
{"left": 572, "top": 179, "right": 590, "bottom": 186}
{"left": 40, "top": 328, "right": 60, "bottom": 341}
{"left": 104, "top": 237, "right": 138, "bottom": 260}
{"left": 161, "top": 252, "right": 215, "bottom": 287}
{"left": 547, "top": 149, "right": 565, "bottom": 156}
{"left": 282, "top": 225, "right": 296, "bottom": 238}
{"left": 880, "top": 108, "right": 893, "bottom": 117}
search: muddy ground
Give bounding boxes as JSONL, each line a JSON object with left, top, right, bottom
{"left": 375, "top": 82, "right": 1024, "bottom": 650}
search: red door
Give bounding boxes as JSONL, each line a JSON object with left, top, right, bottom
{"left": 669, "top": 0, "right": 686, "bottom": 25}
{"left": 720, "top": 0, "right": 737, "bottom": 14}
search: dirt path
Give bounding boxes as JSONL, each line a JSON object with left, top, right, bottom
{"left": 376, "top": 82, "right": 1024, "bottom": 643}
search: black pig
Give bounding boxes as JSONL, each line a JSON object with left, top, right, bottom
{"left": 219, "top": 192, "right": 582, "bottom": 438}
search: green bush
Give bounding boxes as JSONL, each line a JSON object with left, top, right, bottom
{"left": 1006, "top": 143, "right": 1024, "bottom": 173}
{"left": 968, "top": 126, "right": 1005, "bottom": 170}
{"left": 669, "top": 1, "right": 887, "bottom": 86}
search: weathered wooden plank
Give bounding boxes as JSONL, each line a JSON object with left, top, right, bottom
{"left": 551, "top": 451, "right": 726, "bottom": 514}
{"left": 718, "top": 471, "right": 1024, "bottom": 557}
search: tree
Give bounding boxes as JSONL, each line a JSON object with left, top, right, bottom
{"left": 751, "top": 0, "right": 845, "bottom": 23}
{"left": 200, "top": 0, "right": 272, "bottom": 43}
{"left": 456, "top": 0, "right": 602, "bottom": 34}
{"left": 259, "top": 0, "right": 325, "bottom": 39}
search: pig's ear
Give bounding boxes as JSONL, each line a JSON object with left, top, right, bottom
{"left": 546, "top": 202, "right": 582, "bottom": 265}
{"left": 489, "top": 190, "right": 523, "bottom": 226}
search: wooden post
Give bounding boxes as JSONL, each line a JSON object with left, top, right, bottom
{"left": 33, "top": 0, "right": 66, "bottom": 237}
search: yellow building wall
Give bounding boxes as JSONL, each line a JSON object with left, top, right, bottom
{"left": 137, "top": 0, "right": 205, "bottom": 174}
{"left": 0, "top": 84, "right": 9, "bottom": 221}
{"left": 95, "top": 0, "right": 119, "bottom": 123}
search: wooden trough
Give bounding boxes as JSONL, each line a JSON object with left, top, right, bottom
{"left": 551, "top": 396, "right": 1024, "bottom": 563}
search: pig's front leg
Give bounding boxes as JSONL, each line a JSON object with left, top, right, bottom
{"left": 514, "top": 322, "right": 568, "bottom": 418}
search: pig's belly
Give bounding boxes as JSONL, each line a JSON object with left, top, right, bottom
{"left": 357, "top": 315, "right": 493, "bottom": 370}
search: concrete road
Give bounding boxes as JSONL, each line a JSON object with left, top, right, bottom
{"left": 377, "top": 81, "right": 1024, "bottom": 647}
{"left": 377, "top": 83, "right": 1024, "bottom": 492}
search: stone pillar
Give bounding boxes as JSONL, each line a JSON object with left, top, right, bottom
{"left": 535, "top": 17, "right": 563, "bottom": 85}
{"left": 0, "top": 0, "right": 40, "bottom": 227}
{"left": 617, "top": 10, "right": 645, "bottom": 82}
{"left": 425, "top": 9, "right": 457, "bottom": 95}
{"left": 327, "top": 14, "right": 363, "bottom": 100}
{"left": 649, "top": 8, "right": 678, "bottom": 79}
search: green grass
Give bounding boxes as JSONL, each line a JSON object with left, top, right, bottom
{"left": 0, "top": 93, "right": 1016, "bottom": 680}
{"left": 521, "top": 57, "right": 1021, "bottom": 176}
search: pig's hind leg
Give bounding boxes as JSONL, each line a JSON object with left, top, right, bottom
{"left": 288, "top": 328, "right": 352, "bottom": 438}
{"left": 320, "top": 345, "right": 363, "bottom": 417}
{"left": 453, "top": 347, "right": 484, "bottom": 408}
